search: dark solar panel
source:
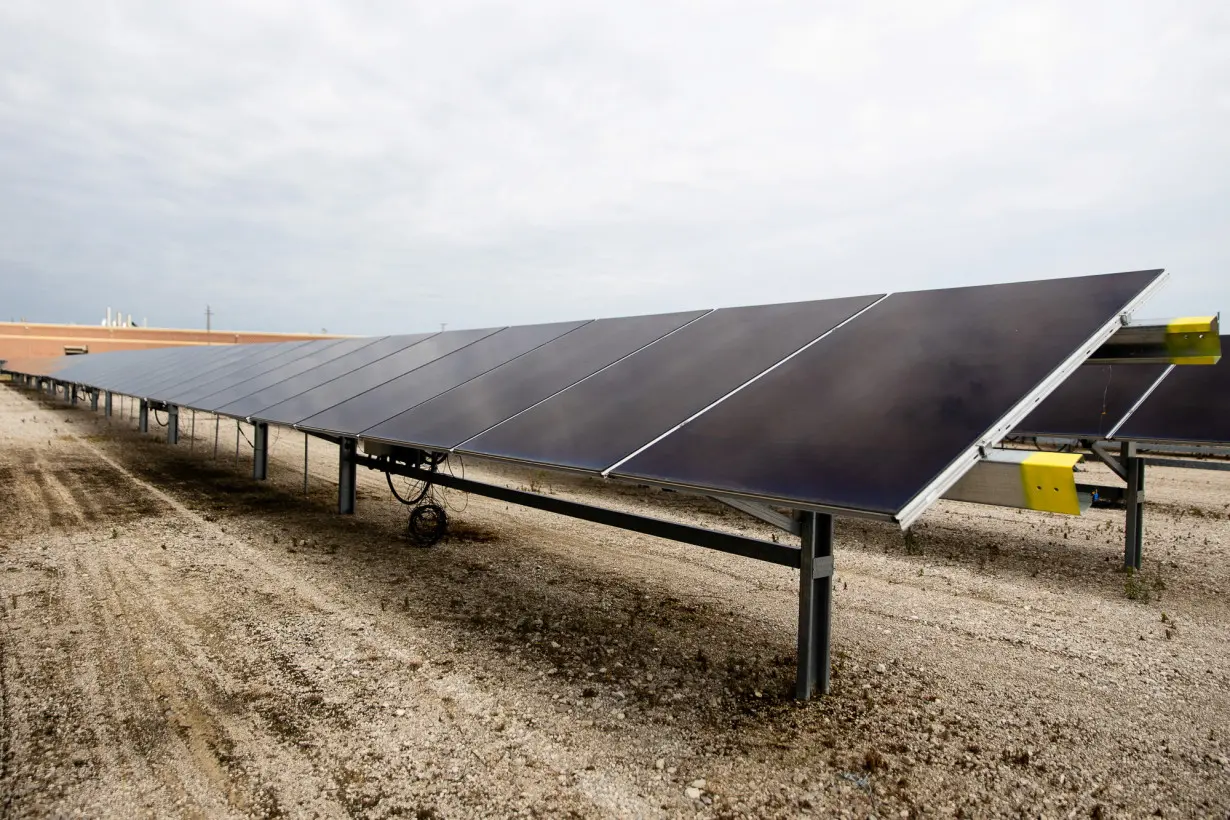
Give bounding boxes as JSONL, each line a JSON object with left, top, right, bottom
{"left": 1114, "top": 339, "right": 1230, "bottom": 444}
{"left": 57, "top": 348, "right": 182, "bottom": 390}
{"left": 457, "top": 295, "right": 882, "bottom": 471}
{"left": 301, "top": 320, "right": 589, "bottom": 436}
{"left": 221, "top": 334, "right": 436, "bottom": 420}
{"left": 189, "top": 336, "right": 380, "bottom": 412}
{"left": 361, "top": 309, "right": 707, "bottom": 450}
{"left": 117, "top": 342, "right": 307, "bottom": 398}
{"left": 1014, "top": 364, "right": 1171, "bottom": 438}
{"left": 117, "top": 345, "right": 264, "bottom": 397}
{"left": 613, "top": 269, "right": 1164, "bottom": 518}
{"left": 76, "top": 347, "right": 205, "bottom": 394}
{"left": 255, "top": 327, "right": 501, "bottom": 428}
{"left": 162, "top": 340, "right": 343, "bottom": 407}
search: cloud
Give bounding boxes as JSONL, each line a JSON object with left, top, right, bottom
{"left": 0, "top": 0, "right": 1226, "bottom": 333}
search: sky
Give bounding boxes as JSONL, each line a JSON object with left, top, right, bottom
{"left": 0, "top": 1, "right": 1227, "bottom": 335}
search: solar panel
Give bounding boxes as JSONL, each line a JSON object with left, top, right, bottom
{"left": 612, "top": 270, "right": 1165, "bottom": 519}
{"left": 186, "top": 336, "right": 380, "bottom": 412}
{"left": 73, "top": 347, "right": 203, "bottom": 393}
{"left": 1014, "top": 364, "right": 1171, "bottom": 438}
{"left": 361, "top": 309, "right": 707, "bottom": 450}
{"left": 111, "top": 344, "right": 263, "bottom": 397}
{"left": 218, "top": 334, "right": 436, "bottom": 420}
{"left": 254, "top": 327, "right": 501, "bottom": 428}
{"left": 1114, "top": 337, "right": 1230, "bottom": 445}
{"left": 299, "top": 320, "right": 589, "bottom": 436}
{"left": 455, "top": 296, "right": 883, "bottom": 472}
{"left": 160, "top": 340, "right": 343, "bottom": 408}
{"left": 57, "top": 349, "right": 166, "bottom": 387}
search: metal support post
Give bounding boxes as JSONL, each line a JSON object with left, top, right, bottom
{"left": 213, "top": 416, "right": 220, "bottom": 458}
{"left": 1123, "top": 442, "right": 1145, "bottom": 570}
{"left": 90, "top": 390, "right": 98, "bottom": 411}
{"left": 190, "top": 411, "right": 195, "bottom": 451}
{"left": 167, "top": 405, "right": 179, "bottom": 445}
{"left": 338, "top": 437, "right": 357, "bottom": 514}
{"left": 304, "top": 434, "right": 309, "bottom": 496}
{"left": 70, "top": 385, "right": 78, "bottom": 406}
{"left": 253, "top": 422, "right": 269, "bottom": 480}
{"left": 796, "top": 511, "right": 835, "bottom": 700}
{"left": 138, "top": 400, "right": 149, "bottom": 433}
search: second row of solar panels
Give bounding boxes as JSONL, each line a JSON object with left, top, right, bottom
{"left": 1015, "top": 336, "right": 1230, "bottom": 445}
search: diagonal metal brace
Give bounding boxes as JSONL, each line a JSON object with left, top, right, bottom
{"left": 1089, "top": 441, "right": 1128, "bottom": 482}
{"left": 710, "top": 495, "right": 800, "bottom": 534}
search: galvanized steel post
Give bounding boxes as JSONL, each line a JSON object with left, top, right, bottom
{"left": 1123, "top": 442, "right": 1145, "bottom": 570}
{"left": 338, "top": 437, "right": 357, "bottom": 515}
{"left": 167, "top": 405, "right": 179, "bottom": 445}
{"left": 138, "top": 400, "right": 149, "bottom": 433}
{"left": 253, "top": 422, "right": 269, "bottom": 480}
{"left": 796, "top": 511, "right": 835, "bottom": 700}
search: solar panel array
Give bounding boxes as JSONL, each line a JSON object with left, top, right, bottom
{"left": 3, "top": 269, "right": 1165, "bottom": 521}
{"left": 1016, "top": 335, "right": 1229, "bottom": 446}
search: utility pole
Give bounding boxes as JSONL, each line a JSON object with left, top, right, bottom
{"left": 205, "top": 304, "right": 213, "bottom": 344}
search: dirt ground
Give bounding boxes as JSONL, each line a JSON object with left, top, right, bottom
{"left": 1, "top": 382, "right": 1228, "bottom": 819}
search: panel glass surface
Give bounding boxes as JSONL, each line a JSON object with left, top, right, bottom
{"left": 88, "top": 348, "right": 201, "bottom": 395}
{"left": 75, "top": 347, "right": 197, "bottom": 393}
{"left": 45, "top": 349, "right": 124, "bottom": 382}
{"left": 189, "top": 337, "right": 379, "bottom": 411}
{"left": 225, "top": 334, "right": 435, "bottom": 420}
{"left": 301, "top": 320, "right": 589, "bottom": 435}
{"left": 1114, "top": 338, "right": 1230, "bottom": 444}
{"left": 614, "top": 269, "right": 1164, "bottom": 517}
{"left": 1014, "top": 364, "right": 1170, "bottom": 438}
{"left": 161, "top": 341, "right": 340, "bottom": 408}
{"left": 362, "top": 310, "right": 707, "bottom": 449}
{"left": 55, "top": 348, "right": 177, "bottom": 389}
{"left": 458, "top": 296, "right": 882, "bottom": 472}
{"left": 118, "top": 345, "right": 260, "bottom": 397}
{"left": 255, "top": 328, "right": 501, "bottom": 428}
{"left": 117, "top": 342, "right": 305, "bottom": 398}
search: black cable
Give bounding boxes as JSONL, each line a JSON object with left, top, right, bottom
{"left": 153, "top": 408, "right": 168, "bottom": 428}
{"left": 407, "top": 502, "right": 448, "bottom": 546}
{"left": 386, "top": 459, "right": 435, "bottom": 506}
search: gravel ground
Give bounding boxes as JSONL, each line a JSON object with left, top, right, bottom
{"left": 1, "top": 381, "right": 1228, "bottom": 818}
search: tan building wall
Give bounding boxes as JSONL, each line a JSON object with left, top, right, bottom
{"left": 0, "top": 322, "right": 345, "bottom": 360}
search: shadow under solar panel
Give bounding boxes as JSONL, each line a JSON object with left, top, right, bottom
{"left": 613, "top": 269, "right": 1165, "bottom": 519}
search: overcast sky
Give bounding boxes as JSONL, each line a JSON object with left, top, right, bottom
{"left": 1, "top": 1, "right": 1226, "bottom": 334}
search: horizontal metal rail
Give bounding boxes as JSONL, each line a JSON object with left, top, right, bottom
{"left": 355, "top": 454, "right": 806, "bottom": 569}
{"left": 1142, "top": 457, "right": 1230, "bottom": 473}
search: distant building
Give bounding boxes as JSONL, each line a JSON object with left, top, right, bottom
{"left": 0, "top": 321, "right": 342, "bottom": 360}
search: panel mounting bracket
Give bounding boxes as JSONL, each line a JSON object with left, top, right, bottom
{"left": 1090, "top": 440, "right": 1129, "bottom": 482}
{"left": 710, "top": 495, "right": 800, "bottom": 535}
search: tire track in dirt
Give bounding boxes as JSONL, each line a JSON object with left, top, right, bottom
{"left": 70, "top": 429, "right": 658, "bottom": 817}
